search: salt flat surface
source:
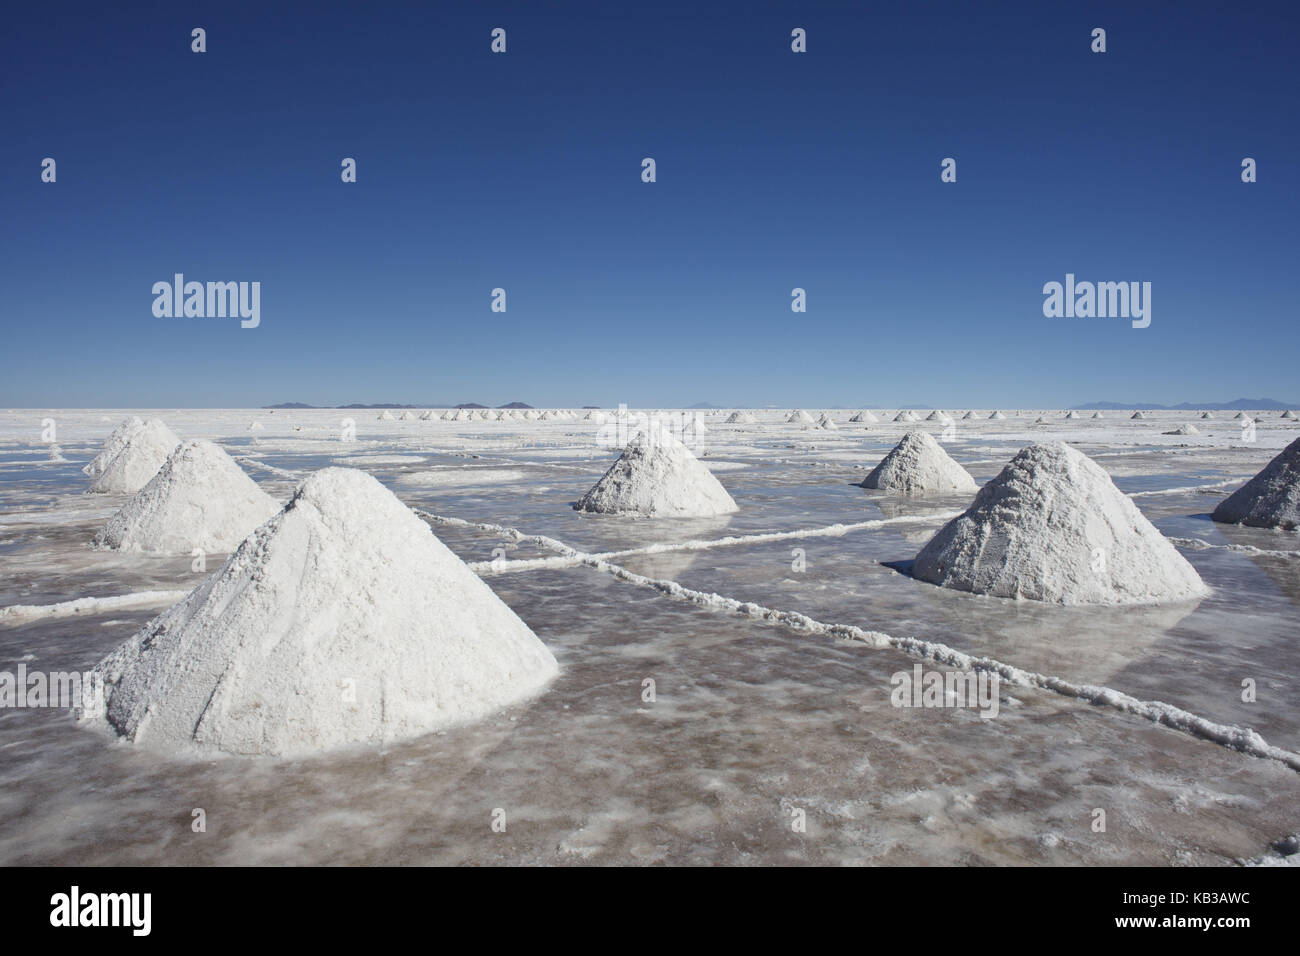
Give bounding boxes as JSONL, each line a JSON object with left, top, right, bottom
{"left": 1, "top": 407, "right": 1298, "bottom": 865}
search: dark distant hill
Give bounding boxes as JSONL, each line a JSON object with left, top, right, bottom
{"left": 686, "top": 402, "right": 720, "bottom": 409}
{"left": 1073, "top": 398, "right": 1295, "bottom": 410}
{"left": 264, "top": 402, "right": 319, "bottom": 408}
{"left": 497, "top": 402, "right": 533, "bottom": 409}
{"left": 455, "top": 403, "right": 488, "bottom": 409}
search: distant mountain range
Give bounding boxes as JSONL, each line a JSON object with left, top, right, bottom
{"left": 1070, "top": 398, "right": 1295, "bottom": 410}
{"left": 265, "top": 402, "right": 535, "bottom": 409}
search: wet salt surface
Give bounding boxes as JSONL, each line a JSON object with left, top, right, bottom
{"left": 1, "top": 409, "right": 1298, "bottom": 864}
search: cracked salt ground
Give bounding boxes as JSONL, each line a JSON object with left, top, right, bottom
{"left": 3, "top": 408, "right": 1300, "bottom": 863}
{"left": 2, "top": 565, "right": 1298, "bottom": 865}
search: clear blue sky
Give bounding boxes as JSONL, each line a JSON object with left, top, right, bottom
{"left": 2, "top": 0, "right": 1296, "bottom": 408}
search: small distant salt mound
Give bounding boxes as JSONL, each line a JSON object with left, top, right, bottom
{"left": 988, "top": 411, "right": 1007, "bottom": 420}
{"left": 84, "top": 417, "right": 144, "bottom": 477}
{"left": 523, "top": 410, "right": 539, "bottom": 420}
{"left": 1282, "top": 410, "right": 1298, "bottom": 420}
{"left": 894, "top": 410, "right": 919, "bottom": 423}
{"left": 725, "top": 411, "right": 756, "bottom": 424}
{"left": 925, "top": 411, "right": 952, "bottom": 424}
{"left": 1064, "top": 411, "right": 1080, "bottom": 420}
{"left": 88, "top": 467, "right": 558, "bottom": 757}
{"left": 87, "top": 420, "right": 181, "bottom": 495}
{"left": 912, "top": 442, "right": 1206, "bottom": 605}
{"left": 48, "top": 444, "right": 68, "bottom": 463}
{"left": 1234, "top": 411, "right": 1249, "bottom": 420}
{"left": 99, "top": 440, "right": 279, "bottom": 553}
{"left": 788, "top": 410, "right": 814, "bottom": 424}
{"left": 817, "top": 414, "right": 838, "bottom": 430}
{"left": 861, "top": 431, "right": 977, "bottom": 496}
{"left": 849, "top": 410, "right": 878, "bottom": 423}
{"left": 1212, "top": 436, "right": 1300, "bottom": 530}
{"left": 1131, "top": 411, "right": 1147, "bottom": 420}
{"left": 575, "top": 432, "right": 738, "bottom": 517}
{"left": 247, "top": 420, "right": 264, "bottom": 431}
{"left": 1033, "top": 416, "right": 1050, "bottom": 424}
{"left": 1163, "top": 424, "right": 1200, "bottom": 436}
{"left": 417, "top": 410, "right": 433, "bottom": 420}
{"left": 377, "top": 410, "right": 396, "bottom": 421}
{"left": 1200, "top": 411, "right": 1214, "bottom": 419}
{"left": 398, "top": 411, "right": 416, "bottom": 421}
{"left": 1092, "top": 411, "right": 1104, "bottom": 419}
{"left": 440, "top": 411, "right": 454, "bottom": 421}
{"left": 962, "top": 411, "right": 977, "bottom": 420}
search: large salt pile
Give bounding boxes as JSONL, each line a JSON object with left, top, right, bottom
{"left": 87, "top": 468, "right": 559, "bottom": 757}
{"left": 1283, "top": 410, "right": 1298, "bottom": 420}
{"left": 861, "top": 431, "right": 978, "bottom": 496}
{"left": 99, "top": 440, "right": 280, "bottom": 553}
{"left": 87, "top": 419, "right": 181, "bottom": 494}
{"left": 575, "top": 431, "right": 738, "bottom": 517}
{"left": 83, "top": 417, "right": 144, "bottom": 477}
{"left": 1212, "top": 436, "right": 1300, "bottom": 530}
{"left": 912, "top": 442, "right": 1206, "bottom": 605}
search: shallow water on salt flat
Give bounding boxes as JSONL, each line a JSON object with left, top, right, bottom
{"left": 0, "top": 409, "right": 1297, "bottom": 865}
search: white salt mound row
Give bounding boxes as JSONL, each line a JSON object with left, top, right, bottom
{"left": 1212, "top": 436, "right": 1300, "bottom": 530}
{"left": 575, "top": 432, "right": 738, "bottom": 517}
{"left": 83, "top": 417, "right": 144, "bottom": 477}
{"left": 88, "top": 467, "right": 558, "bottom": 757}
{"left": 912, "top": 442, "right": 1207, "bottom": 605}
{"left": 99, "top": 440, "right": 280, "bottom": 553}
{"left": 87, "top": 419, "right": 181, "bottom": 494}
{"left": 861, "top": 431, "right": 978, "bottom": 496}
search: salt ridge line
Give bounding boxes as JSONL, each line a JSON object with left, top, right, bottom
{"left": 1169, "top": 537, "right": 1300, "bottom": 558}
{"left": 432, "top": 510, "right": 1300, "bottom": 773}
{"left": 232, "top": 456, "right": 302, "bottom": 480}
{"left": 417, "top": 510, "right": 962, "bottom": 574}
{"left": 0, "top": 590, "right": 192, "bottom": 627}
{"left": 1126, "top": 477, "right": 1251, "bottom": 498}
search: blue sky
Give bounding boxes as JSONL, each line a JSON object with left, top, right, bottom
{"left": 2, "top": 0, "right": 1296, "bottom": 408}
